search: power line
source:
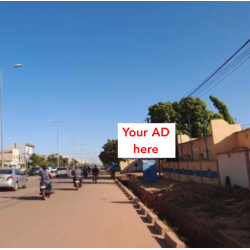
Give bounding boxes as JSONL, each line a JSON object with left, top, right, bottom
{"left": 185, "top": 38, "right": 250, "bottom": 97}
{"left": 198, "top": 52, "right": 250, "bottom": 97}
{"left": 196, "top": 46, "right": 250, "bottom": 96}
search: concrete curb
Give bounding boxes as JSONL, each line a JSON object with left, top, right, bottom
{"left": 115, "top": 178, "right": 186, "bottom": 248}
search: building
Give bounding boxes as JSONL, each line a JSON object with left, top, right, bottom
{"left": 164, "top": 119, "right": 250, "bottom": 189}
{"left": 0, "top": 149, "right": 20, "bottom": 166}
{"left": 177, "top": 119, "right": 242, "bottom": 161}
{"left": 7, "top": 143, "right": 35, "bottom": 166}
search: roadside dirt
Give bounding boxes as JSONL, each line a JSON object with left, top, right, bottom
{"left": 136, "top": 178, "right": 250, "bottom": 246}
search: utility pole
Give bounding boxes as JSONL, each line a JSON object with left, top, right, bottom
{"left": 188, "top": 115, "right": 194, "bottom": 161}
{"left": 202, "top": 110, "right": 209, "bottom": 160}
{"left": 47, "top": 119, "right": 67, "bottom": 168}
{"left": 0, "top": 64, "right": 22, "bottom": 167}
{"left": 178, "top": 117, "right": 184, "bottom": 160}
{"left": 77, "top": 144, "right": 86, "bottom": 165}
{"left": 69, "top": 136, "right": 80, "bottom": 167}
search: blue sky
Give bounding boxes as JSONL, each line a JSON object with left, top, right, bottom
{"left": 0, "top": 2, "right": 250, "bottom": 164}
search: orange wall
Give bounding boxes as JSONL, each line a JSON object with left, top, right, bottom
{"left": 236, "top": 129, "right": 250, "bottom": 149}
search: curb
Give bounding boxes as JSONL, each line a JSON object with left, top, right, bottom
{"left": 115, "top": 178, "right": 186, "bottom": 248}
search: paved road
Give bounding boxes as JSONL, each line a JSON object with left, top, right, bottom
{"left": 0, "top": 173, "right": 166, "bottom": 248}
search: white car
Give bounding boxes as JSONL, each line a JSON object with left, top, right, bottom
{"left": 56, "top": 167, "right": 69, "bottom": 178}
{"left": 46, "top": 167, "right": 53, "bottom": 174}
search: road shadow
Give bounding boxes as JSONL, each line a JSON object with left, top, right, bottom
{"left": 82, "top": 182, "right": 115, "bottom": 185}
{"left": 52, "top": 181, "right": 73, "bottom": 184}
{"left": 111, "top": 201, "right": 133, "bottom": 204}
{"left": 3, "top": 196, "right": 43, "bottom": 201}
{"left": 53, "top": 188, "right": 76, "bottom": 191}
{"left": 0, "top": 188, "right": 13, "bottom": 192}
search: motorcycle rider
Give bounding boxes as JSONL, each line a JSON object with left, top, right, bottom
{"left": 92, "top": 165, "right": 99, "bottom": 182}
{"left": 39, "top": 165, "right": 52, "bottom": 194}
{"left": 72, "top": 166, "right": 83, "bottom": 185}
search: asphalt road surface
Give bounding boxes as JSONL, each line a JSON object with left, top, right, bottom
{"left": 0, "top": 173, "right": 167, "bottom": 248}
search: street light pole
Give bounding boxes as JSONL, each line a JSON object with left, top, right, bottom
{"left": 0, "top": 64, "right": 22, "bottom": 168}
{"left": 47, "top": 120, "right": 67, "bottom": 168}
{"left": 69, "top": 136, "right": 80, "bottom": 167}
{"left": 77, "top": 144, "right": 86, "bottom": 164}
{"left": 56, "top": 124, "right": 59, "bottom": 168}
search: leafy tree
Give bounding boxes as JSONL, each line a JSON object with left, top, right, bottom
{"left": 70, "top": 158, "right": 78, "bottom": 167}
{"left": 148, "top": 97, "right": 224, "bottom": 138}
{"left": 148, "top": 102, "right": 177, "bottom": 123}
{"left": 60, "top": 156, "right": 69, "bottom": 166}
{"left": 209, "top": 95, "right": 235, "bottom": 124}
{"left": 47, "top": 154, "right": 69, "bottom": 166}
{"left": 99, "top": 139, "right": 118, "bottom": 165}
{"left": 29, "top": 154, "right": 46, "bottom": 167}
{"left": 47, "top": 154, "right": 58, "bottom": 166}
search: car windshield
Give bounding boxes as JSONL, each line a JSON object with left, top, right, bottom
{"left": 0, "top": 169, "right": 12, "bottom": 175}
{"left": 32, "top": 168, "right": 39, "bottom": 171}
{"left": 58, "top": 168, "right": 66, "bottom": 171}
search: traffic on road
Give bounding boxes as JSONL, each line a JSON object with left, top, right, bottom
{"left": 0, "top": 165, "right": 101, "bottom": 199}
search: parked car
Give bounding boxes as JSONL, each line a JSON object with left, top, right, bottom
{"left": 29, "top": 167, "right": 41, "bottom": 176}
{"left": 46, "top": 167, "right": 52, "bottom": 174}
{"left": 0, "top": 168, "right": 28, "bottom": 191}
{"left": 51, "top": 166, "right": 57, "bottom": 173}
{"left": 56, "top": 167, "right": 69, "bottom": 178}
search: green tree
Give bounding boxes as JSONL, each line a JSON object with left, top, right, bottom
{"left": 209, "top": 95, "right": 235, "bottom": 124}
{"left": 148, "top": 97, "right": 223, "bottom": 138}
{"left": 70, "top": 158, "right": 78, "bottom": 167}
{"left": 29, "top": 154, "right": 46, "bottom": 167}
{"left": 148, "top": 102, "right": 177, "bottom": 123}
{"left": 60, "top": 156, "right": 69, "bottom": 166}
{"left": 99, "top": 139, "right": 118, "bottom": 165}
{"left": 47, "top": 154, "right": 58, "bottom": 166}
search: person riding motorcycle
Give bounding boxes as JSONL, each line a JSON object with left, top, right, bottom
{"left": 83, "top": 166, "right": 88, "bottom": 178}
{"left": 39, "top": 166, "right": 52, "bottom": 193}
{"left": 72, "top": 166, "right": 83, "bottom": 185}
{"left": 92, "top": 165, "right": 99, "bottom": 181}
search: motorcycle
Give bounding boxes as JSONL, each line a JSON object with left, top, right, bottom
{"left": 93, "top": 174, "right": 98, "bottom": 183}
{"left": 40, "top": 181, "right": 51, "bottom": 200}
{"left": 83, "top": 171, "right": 88, "bottom": 178}
{"left": 74, "top": 177, "right": 82, "bottom": 190}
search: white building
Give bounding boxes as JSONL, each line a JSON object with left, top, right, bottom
{"left": 8, "top": 143, "right": 35, "bottom": 166}
{"left": 0, "top": 149, "right": 20, "bottom": 166}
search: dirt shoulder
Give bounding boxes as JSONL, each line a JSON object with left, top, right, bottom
{"left": 135, "top": 177, "right": 250, "bottom": 246}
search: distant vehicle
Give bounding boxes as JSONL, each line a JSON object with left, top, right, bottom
{"left": 0, "top": 168, "right": 28, "bottom": 191}
{"left": 93, "top": 174, "right": 98, "bottom": 183}
{"left": 80, "top": 166, "right": 88, "bottom": 178}
{"left": 56, "top": 167, "right": 69, "bottom": 178}
{"left": 51, "top": 166, "right": 57, "bottom": 173}
{"left": 29, "top": 167, "right": 41, "bottom": 176}
{"left": 46, "top": 167, "right": 53, "bottom": 174}
{"left": 22, "top": 169, "right": 30, "bottom": 176}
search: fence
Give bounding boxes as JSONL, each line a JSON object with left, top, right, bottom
{"left": 161, "top": 160, "right": 220, "bottom": 185}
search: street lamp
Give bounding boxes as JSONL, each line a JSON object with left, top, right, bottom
{"left": 0, "top": 64, "right": 22, "bottom": 168}
{"left": 76, "top": 144, "right": 86, "bottom": 164}
{"left": 69, "top": 136, "right": 80, "bottom": 167}
{"left": 47, "top": 119, "right": 67, "bottom": 168}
